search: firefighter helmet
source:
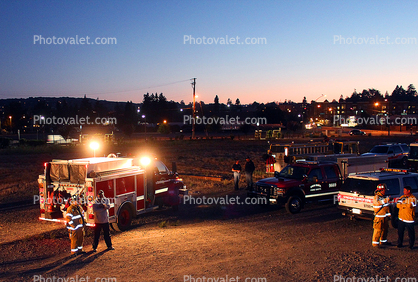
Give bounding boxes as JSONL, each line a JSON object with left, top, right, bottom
{"left": 375, "top": 183, "right": 387, "bottom": 196}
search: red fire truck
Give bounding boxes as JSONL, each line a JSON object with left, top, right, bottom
{"left": 38, "top": 156, "right": 187, "bottom": 231}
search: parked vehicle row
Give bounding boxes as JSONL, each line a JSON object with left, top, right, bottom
{"left": 253, "top": 141, "right": 418, "bottom": 215}
{"left": 362, "top": 143, "right": 409, "bottom": 167}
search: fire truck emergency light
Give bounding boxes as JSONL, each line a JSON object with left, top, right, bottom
{"left": 140, "top": 156, "right": 151, "bottom": 167}
{"left": 89, "top": 141, "right": 100, "bottom": 157}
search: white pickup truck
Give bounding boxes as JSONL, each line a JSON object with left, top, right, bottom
{"left": 338, "top": 168, "right": 418, "bottom": 227}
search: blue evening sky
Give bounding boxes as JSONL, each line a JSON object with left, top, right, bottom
{"left": 1, "top": 0, "right": 417, "bottom": 104}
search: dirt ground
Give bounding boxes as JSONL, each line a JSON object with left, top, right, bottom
{"left": 1, "top": 196, "right": 418, "bottom": 282}
{"left": 1, "top": 138, "right": 418, "bottom": 282}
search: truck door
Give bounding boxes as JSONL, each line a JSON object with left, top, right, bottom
{"left": 306, "top": 168, "right": 326, "bottom": 196}
{"left": 323, "top": 165, "right": 341, "bottom": 193}
{"left": 153, "top": 161, "right": 171, "bottom": 200}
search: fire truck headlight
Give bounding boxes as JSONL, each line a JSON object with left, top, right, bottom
{"left": 140, "top": 157, "right": 151, "bottom": 167}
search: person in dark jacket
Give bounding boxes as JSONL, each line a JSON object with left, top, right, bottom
{"left": 244, "top": 157, "right": 255, "bottom": 190}
{"left": 92, "top": 190, "right": 114, "bottom": 251}
{"left": 232, "top": 160, "right": 242, "bottom": 190}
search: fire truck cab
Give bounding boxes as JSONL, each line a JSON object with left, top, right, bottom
{"left": 38, "top": 156, "right": 187, "bottom": 231}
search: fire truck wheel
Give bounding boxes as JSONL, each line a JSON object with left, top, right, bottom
{"left": 286, "top": 195, "right": 302, "bottom": 214}
{"left": 113, "top": 204, "right": 133, "bottom": 232}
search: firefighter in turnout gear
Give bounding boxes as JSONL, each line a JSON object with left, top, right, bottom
{"left": 397, "top": 186, "right": 417, "bottom": 249}
{"left": 372, "top": 183, "right": 391, "bottom": 247}
{"left": 66, "top": 195, "right": 86, "bottom": 256}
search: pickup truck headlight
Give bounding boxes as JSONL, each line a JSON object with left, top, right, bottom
{"left": 273, "top": 186, "right": 285, "bottom": 196}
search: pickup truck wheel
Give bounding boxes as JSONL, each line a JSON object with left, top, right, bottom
{"left": 286, "top": 196, "right": 302, "bottom": 214}
{"left": 112, "top": 204, "right": 132, "bottom": 232}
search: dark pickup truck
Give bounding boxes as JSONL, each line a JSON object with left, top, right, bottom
{"left": 248, "top": 161, "right": 343, "bottom": 214}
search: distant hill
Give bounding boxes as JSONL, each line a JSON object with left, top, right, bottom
{"left": 0, "top": 96, "right": 140, "bottom": 112}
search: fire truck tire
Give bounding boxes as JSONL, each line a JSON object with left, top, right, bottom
{"left": 286, "top": 195, "right": 302, "bottom": 214}
{"left": 113, "top": 204, "right": 133, "bottom": 232}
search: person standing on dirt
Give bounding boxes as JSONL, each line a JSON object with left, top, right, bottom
{"left": 244, "top": 157, "right": 255, "bottom": 190}
{"left": 372, "top": 183, "right": 391, "bottom": 248}
{"left": 232, "top": 160, "right": 242, "bottom": 190}
{"left": 66, "top": 195, "right": 86, "bottom": 256}
{"left": 92, "top": 190, "right": 114, "bottom": 252}
{"left": 397, "top": 186, "right": 416, "bottom": 249}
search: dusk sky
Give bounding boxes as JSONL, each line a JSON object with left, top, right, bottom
{"left": 1, "top": 0, "right": 418, "bottom": 105}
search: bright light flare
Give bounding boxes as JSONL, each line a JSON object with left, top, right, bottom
{"left": 89, "top": 141, "right": 100, "bottom": 151}
{"left": 140, "top": 157, "right": 151, "bottom": 167}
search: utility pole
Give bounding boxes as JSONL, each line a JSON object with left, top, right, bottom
{"left": 191, "top": 78, "right": 196, "bottom": 139}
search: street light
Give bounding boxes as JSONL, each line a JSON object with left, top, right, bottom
{"left": 142, "top": 115, "right": 147, "bottom": 137}
{"left": 89, "top": 141, "right": 100, "bottom": 157}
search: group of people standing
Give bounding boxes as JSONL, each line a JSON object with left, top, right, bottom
{"left": 66, "top": 190, "right": 114, "bottom": 256}
{"left": 372, "top": 183, "right": 416, "bottom": 249}
{"left": 232, "top": 157, "right": 255, "bottom": 191}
